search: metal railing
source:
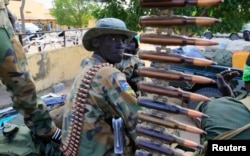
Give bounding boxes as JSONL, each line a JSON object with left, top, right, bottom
{"left": 17, "top": 28, "right": 88, "bottom": 53}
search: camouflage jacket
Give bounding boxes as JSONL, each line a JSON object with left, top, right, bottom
{"left": 62, "top": 54, "right": 142, "bottom": 155}
{"left": 0, "top": 0, "right": 56, "bottom": 138}
{"left": 115, "top": 56, "right": 145, "bottom": 80}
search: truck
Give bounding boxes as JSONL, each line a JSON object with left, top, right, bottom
{"left": 204, "top": 23, "right": 250, "bottom": 41}
{"left": 150, "top": 52, "right": 246, "bottom": 109}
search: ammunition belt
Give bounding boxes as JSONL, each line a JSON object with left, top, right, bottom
{"left": 60, "top": 63, "right": 112, "bottom": 156}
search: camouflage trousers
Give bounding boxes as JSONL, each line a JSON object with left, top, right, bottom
{"left": 0, "top": 28, "right": 56, "bottom": 137}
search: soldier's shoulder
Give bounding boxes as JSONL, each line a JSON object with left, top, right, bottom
{"left": 97, "top": 65, "right": 121, "bottom": 75}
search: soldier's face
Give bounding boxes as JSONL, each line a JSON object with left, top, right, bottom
{"left": 99, "top": 34, "right": 127, "bottom": 64}
{"left": 125, "top": 40, "right": 136, "bottom": 52}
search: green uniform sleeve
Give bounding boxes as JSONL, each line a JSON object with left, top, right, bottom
{"left": 0, "top": 28, "right": 56, "bottom": 137}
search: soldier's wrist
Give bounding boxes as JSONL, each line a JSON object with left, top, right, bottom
{"left": 51, "top": 128, "right": 62, "bottom": 143}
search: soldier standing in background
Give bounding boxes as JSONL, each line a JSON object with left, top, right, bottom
{"left": 115, "top": 35, "right": 145, "bottom": 96}
{"left": 193, "top": 54, "right": 250, "bottom": 155}
{"left": 0, "top": 0, "right": 62, "bottom": 152}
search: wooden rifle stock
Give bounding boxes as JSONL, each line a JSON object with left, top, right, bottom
{"left": 138, "top": 67, "right": 215, "bottom": 84}
{"left": 140, "top": 16, "right": 221, "bottom": 27}
{"left": 140, "top": 33, "right": 219, "bottom": 46}
{"left": 137, "top": 98, "right": 209, "bottom": 118}
{"left": 135, "top": 136, "right": 190, "bottom": 156}
{"left": 140, "top": 0, "right": 223, "bottom": 8}
{"left": 136, "top": 124, "right": 204, "bottom": 149}
{"left": 138, "top": 82, "right": 210, "bottom": 102}
{"left": 138, "top": 50, "right": 216, "bottom": 66}
{"left": 137, "top": 111, "right": 206, "bottom": 134}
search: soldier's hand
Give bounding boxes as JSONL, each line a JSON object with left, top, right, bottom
{"left": 216, "top": 70, "right": 239, "bottom": 97}
{"left": 51, "top": 128, "right": 62, "bottom": 144}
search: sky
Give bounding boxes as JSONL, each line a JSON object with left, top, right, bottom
{"left": 35, "top": 0, "right": 53, "bottom": 9}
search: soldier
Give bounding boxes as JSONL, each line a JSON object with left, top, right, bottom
{"left": 193, "top": 54, "right": 250, "bottom": 155}
{"left": 0, "top": 0, "right": 61, "bottom": 150}
{"left": 115, "top": 35, "right": 145, "bottom": 95}
{"left": 61, "top": 17, "right": 142, "bottom": 155}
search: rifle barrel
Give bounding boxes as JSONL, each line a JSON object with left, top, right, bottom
{"left": 138, "top": 98, "right": 209, "bottom": 118}
{"left": 138, "top": 50, "right": 216, "bottom": 66}
{"left": 138, "top": 82, "right": 210, "bottom": 102}
{"left": 136, "top": 136, "right": 194, "bottom": 156}
{"left": 140, "top": 16, "right": 221, "bottom": 27}
{"left": 136, "top": 124, "right": 204, "bottom": 149}
{"left": 137, "top": 111, "right": 206, "bottom": 134}
{"left": 140, "top": 33, "right": 218, "bottom": 46}
{"left": 138, "top": 67, "right": 215, "bottom": 84}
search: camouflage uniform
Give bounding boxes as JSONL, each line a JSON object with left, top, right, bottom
{"left": 116, "top": 56, "right": 145, "bottom": 80}
{"left": 62, "top": 54, "right": 142, "bottom": 155}
{"left": 0, "top": 0, "right": 56, "bottom": 137}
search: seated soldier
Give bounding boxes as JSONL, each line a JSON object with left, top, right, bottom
{"left": 196, "top": 54, "right": 250, "bottom": 151}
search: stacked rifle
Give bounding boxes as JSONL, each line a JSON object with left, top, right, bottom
{"left": 135, "top": 0, "right": 223, "bottom": 155}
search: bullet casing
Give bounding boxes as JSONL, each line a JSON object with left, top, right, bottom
{"left": 137, "top": 112, "right": 206, "bottom": 134}
{"left": 140, "top": 0, "right": 223, "bottom": 8}
{"left": 136, "top": 124, "right": 204, "bottom": 149}
{"left": 138, "top": 82, "right": 210, "bottom": 102}
{"left": 140, "top": 16, "right": 221, "bottom": 27}
{"left": 138, "top": 67, "right": 215, "bottom": 84}
{"left": 140, "top": 33, "right": 219, "bottom": 46}
{"left": 137, "top": 98, "right": 209, "bottom": 118}
{"left": 138, "top": 50, "right": 215, "bottom": 66}
{"left": 135, "top": 136, "right": 191, "bottom": 156}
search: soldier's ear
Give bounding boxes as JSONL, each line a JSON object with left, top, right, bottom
{"left": 92, "top": 38, "right": 100, "bottom": 49}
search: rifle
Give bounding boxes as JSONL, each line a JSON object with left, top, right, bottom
{"left": 112, "top": 117, "right": 124, "bottom": 154}
{"left": 135, "top": 136, "right": 190, "bottom": 156}
{"left": 140, "top": 33, "right": 218, "bottom": 46}
{"left": 136, "top": 111, "right": 205, "bottom": 134}
{"left": 138, "top": 67, "right": 215, "bottom": 84}
{"left": 136, "top": 124, "right": 204, "bottom": 149}
{"left": 140, "top": 16, "right": 221, "bottom": 27}
{"left": 138, "top": 50, "right": 216, "bottom": 66}
{"left": 140, "top": 0, "right": 223, "bottom": 8}
{"left": 137, "top": 98, "right": 209, "bottom": 118}
{"left": 137, "top": 82, "right": 210, "bottom": 102}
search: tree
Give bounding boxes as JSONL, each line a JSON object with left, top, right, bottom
{"left": 173, "top": 0, "right": 250, "bottom": 36}
{"left": 50, "top": 0, "right": 97, "bottom": 28}
{"left": 91, "top": 0, "right": 250, "bottom": 36}
{"left": 91, "top": 0, "right": 151, "bottom": 31}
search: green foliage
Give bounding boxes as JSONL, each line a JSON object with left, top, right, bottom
{"left": 173, "top": 0, "right": 250, "bottom": 35}
{"left": 50, "top": 0, "right": 250, "bottom": 35}
{"left": 91, "top": 0, "right": 151, "bottom": 32}
{"left": 50, "top": 0, "right": 98, "bottom": 27}
{"left": 91, "top": 0, "right": 250, "bottom": 35}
